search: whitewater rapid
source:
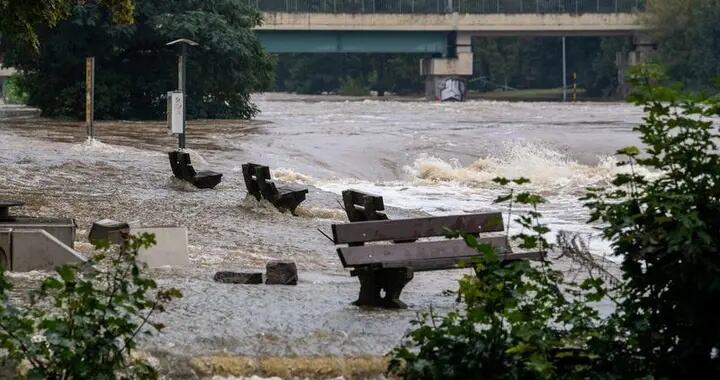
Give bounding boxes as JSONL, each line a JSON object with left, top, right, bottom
{"left": 249, "top": 94, "right": 646, "bottom": 261}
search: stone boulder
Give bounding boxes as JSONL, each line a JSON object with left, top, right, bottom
{"left": 265, "top": 261, "right": 298, "bottom": 285}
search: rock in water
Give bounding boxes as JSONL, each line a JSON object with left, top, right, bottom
{"left": 213, "top": 271, "right": 263, "bottom": 284}
{"left": 265, "top": 261, "right": 298, "bottom": 285}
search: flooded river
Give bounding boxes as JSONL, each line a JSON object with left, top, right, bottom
{"left": 0, "top": 95, "right": 644, "bottom": 377}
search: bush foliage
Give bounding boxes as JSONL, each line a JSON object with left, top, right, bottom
{"left": 390, "top": 66, "right": 720, "bottom": 379}
{"left": 0, "top": 234, "right": 181, "bottom": 379}
{"left": 1, "top": 0, "right": 272, "bottom": 120}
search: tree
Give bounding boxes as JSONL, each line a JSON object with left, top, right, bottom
{"left": 645, "top": 0, "right": 720, "bottom": 91}
{"left": 2, "top": 0, "right": 272, "bottom": 119}
{"left": 273, "top": 53, "right": 423, "bottom": 96}
{"left": 0, "top": 0, "right": 133, "bottom": 50}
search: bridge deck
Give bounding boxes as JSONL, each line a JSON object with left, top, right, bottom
{"left": 249, "top": 0, "right": 645, "bottom": 14}
{"left": 257, "top": 12, "right": 643, "bottom": 35}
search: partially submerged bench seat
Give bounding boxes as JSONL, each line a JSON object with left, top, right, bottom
{"left": 331, "top": 212, "right": 542, "bottom": 308}
{"left": 242, "top": 163, "right": 308, "bottom": 214}
{"left": 168, "top": 151, "right": 223, "bottom": 189}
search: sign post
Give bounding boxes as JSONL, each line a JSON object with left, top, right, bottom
{"left": 562, "top": 36, "right": 567, "bottom": 102}
{"left": 166, "top": 39, "right": 198, "bottom": 150}
{"left": 85, "top": 57, "right": 95, "bottom": 139}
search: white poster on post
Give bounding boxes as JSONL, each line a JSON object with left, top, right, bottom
{"left": 167, "top": 92, "right": 184, "bottom": 134}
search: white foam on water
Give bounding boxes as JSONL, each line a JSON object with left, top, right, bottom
{"left": 268, "top": 141, "right": 656, "bottom": 263}
{"left": 403, "top": 142, "right": 652, "bottom": 194}
{"left": 271, "top": 168, "right": 315, "bottom": 185}
{"left": 70, "top": 137, "right": 126, "bottom": 153}
{"left": 180, "top": 148, "right": 209, "bottom": 166}
{"left": 294, "top": 206, "right": 347, "bottom": 221}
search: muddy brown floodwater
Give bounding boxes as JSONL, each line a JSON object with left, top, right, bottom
{"left": 0, "top": 95, "right": 635, "bottom": 378}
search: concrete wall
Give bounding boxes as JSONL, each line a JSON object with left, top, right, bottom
{"left": 258, "top": 12, "right": 644, "bottom": 36}
{"left": 130, "top": 227, "right": 190, "bottom": 268}
{"left": 0, "top": 229, "right": 86, "bottom": 272}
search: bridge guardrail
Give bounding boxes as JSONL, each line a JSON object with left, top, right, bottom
{"left": 249, "top": 0, "right": 646, "bottom": 14}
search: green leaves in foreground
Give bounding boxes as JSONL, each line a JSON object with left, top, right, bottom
{"left": 0, "top": 233, "right": 181, "bottom": 379}
{"left": 391, "top": 65, "right": 720, "bottom": 379}
{"left": 390, "top": 178, "right": 612, "bottom": 380}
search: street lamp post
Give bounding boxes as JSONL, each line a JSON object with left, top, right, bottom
{"left": 167, "top": 38, "right": 198, "bottom": 150}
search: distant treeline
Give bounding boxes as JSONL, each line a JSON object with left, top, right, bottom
{"left": 272, "top": 36, "right": 627, "bottom": 98}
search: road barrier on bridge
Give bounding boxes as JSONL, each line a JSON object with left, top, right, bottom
{"left": 249, "top": 0, "right": 645, "bottom": 14}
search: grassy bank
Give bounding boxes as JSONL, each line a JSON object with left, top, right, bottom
{"left": 469, "top": 87, "right": 589, "bottom": 102}
{"left": 191, "top": 355, "right": 388, "bottom": 379}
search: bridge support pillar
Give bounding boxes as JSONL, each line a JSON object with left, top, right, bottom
{"left": 421, "top": 32, "right": 473, "bottom": 101}
{"left": 616, "top": 34, "right": 656, "bottom": 97}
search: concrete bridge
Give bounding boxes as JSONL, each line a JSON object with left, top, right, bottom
{"left": 252, "top": 0, "right": 650, "bottom": 98}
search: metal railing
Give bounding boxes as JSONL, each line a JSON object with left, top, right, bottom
{"left": 249, "top": 0, "right": 646, "bottom": 13}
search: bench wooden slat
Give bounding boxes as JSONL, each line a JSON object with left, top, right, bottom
{"left": 337, "top": 236, "right": 511, "bottom": 267}
{"left": 331, "top": 213, "right": 504, "bottom": 244}
{"left": 379, "top": 251, "right": 543, "bottom": 271}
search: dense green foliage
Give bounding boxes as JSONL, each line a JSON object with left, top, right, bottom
{"left": 389, "top": 180, "right": 613, "bottom": 379}
{"left": 472, "top": 36, "right": 625, "bottom": 97}
{"left": 274, "top": 53, "right": 423, "bottom": 95}
{"left": 2, "top": 0, "right": 272, "bottom": 119}
{"left": 390, "top": 67, "right": 720, "bottom": 378}
{"left": 584, "top": 65, "right": 720, "bottom": 377}
{"left": 2, "top": 77, "right": 28, "bottom": 104}
{"left": 647, "top": 0, "right": 720, "bottom": 91}
{"left": 0, "top": 234, "right": 181, "bottom": 379}
{"left": 0, "top": 0, "right": 133, "bottom": 50}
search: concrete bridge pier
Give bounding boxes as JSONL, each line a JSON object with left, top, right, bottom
{"left": 616, "top": 34, "right": 656, "bottom": 97}
{"left": 421, "top": 32, "right": 473, "bottom": 101}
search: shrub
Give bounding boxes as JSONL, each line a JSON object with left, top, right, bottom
{"left": 585, "top": 64, "right": 720, "bottom": 378}
{"left": 0, "top": 233, "right": 181, "bottom": 379}
{"left": 3, "top": 76, "right": 29, "bottom": 105}
{"left": 338, "top": 76, "right": 370, "bottom": 96}
{"left": 389, "top": 179, "right": 610, "bottom": 379}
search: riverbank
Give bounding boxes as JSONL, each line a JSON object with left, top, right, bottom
{"left": 469, "top": 87, "right": 595, "bottom": 102}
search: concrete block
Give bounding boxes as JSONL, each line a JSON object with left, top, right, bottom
{"left": 265, "top": 261, "right": 298, "bottom": 285}
{"left": 11, "top": 229, "right": 86, "bottom": 272}
{"left": 0, "top": 229, "right": 10, "bottom": 269}
{"left": 130, "top": 227, "right": 190, "bottom": 268}
{"left": 89, "top": 219, "right": 129, "bottom": 245}
{"left": 0, "top": 217, "right": 76, "bottom": 248}
{"left": 214, "top": 271, "right": 263, "bottom": 284}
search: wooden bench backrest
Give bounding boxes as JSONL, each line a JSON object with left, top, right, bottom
{"left": 178, "top": 152, "right": 197, "bottom": 178}
{"left": 253, "top": 165, "right": 280, "bottom": 200}
{"left": 168, "top": 151, "right": 182, "bottom": 178}
{"left": 332, "top": 212, "right": 504, "bottom": 245}
{"left": 241, "top": 163, "right": 262, "bottom": 199}
{"left": 342, "top": 189, "right": 387, "bottom": 222}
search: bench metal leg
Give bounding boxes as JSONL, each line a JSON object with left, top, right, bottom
{"left": 353, "top": 268, "right": 414, "bottom": 309}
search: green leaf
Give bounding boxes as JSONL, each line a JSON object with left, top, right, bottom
{"left": 616, "top": 146, "right": 640, "bottom": 157}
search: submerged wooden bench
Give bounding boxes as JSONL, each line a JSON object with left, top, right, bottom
{"left": 168, "top": 151, "right": 223, "bottom": 189}
{"left": 242, "top": 163, "right": 308, "bottom": 214}
{"left": 342, "top": 189, "right": 388, "bottom": 222}
{"left": 331, "top": 212, "right": 542, "bottom": 308}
